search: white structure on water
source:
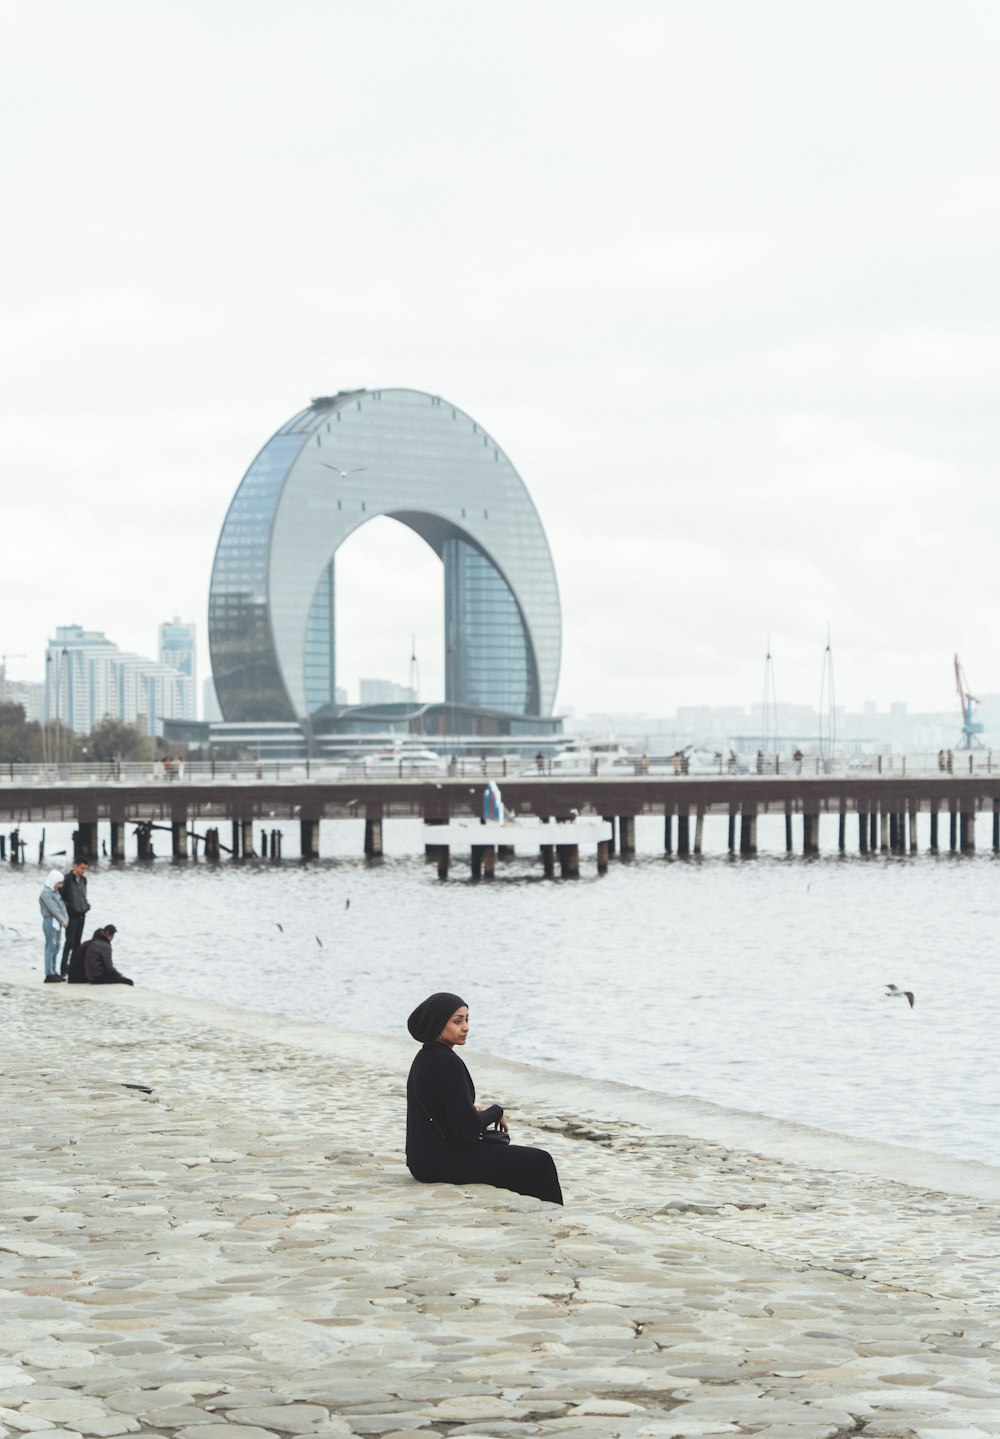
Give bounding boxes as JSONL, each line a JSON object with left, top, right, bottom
{"left": 44, "top": 625, "right": 194, "bottom": 737}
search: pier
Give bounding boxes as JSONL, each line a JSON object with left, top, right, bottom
{"left": 2, "top": 771, "right": 999, "bottom": 870}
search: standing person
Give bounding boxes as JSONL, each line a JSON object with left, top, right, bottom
{"left": 38, "top": 870, "right": 68, "bottom": 983}
{"left": 60, "top": 859, "right": 90, "bottom": 976}
{"left": 405, "top": 992, "right": 563, "bottom": 1205}
{"left": 83, "top": 924, "right": 132, "bottom": 985}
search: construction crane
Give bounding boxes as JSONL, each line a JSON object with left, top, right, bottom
{"left": 955, "top": 654, "right": 984, "bottom": 748}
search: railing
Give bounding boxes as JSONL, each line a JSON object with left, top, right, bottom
{"left": 0, "top": 751, "right": 995, "bottom": 786}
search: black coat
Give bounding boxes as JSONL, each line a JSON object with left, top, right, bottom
{"left": 84, "top": 937, "right": 132, "bottom": 985}
{"left": 405, "top": 1042, "right": 563, "bottom": 1205}
{"left": 61, "top": 871, "right": 90, "bottom": 917}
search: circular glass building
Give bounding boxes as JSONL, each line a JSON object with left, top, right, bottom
{"left": 208, "top": 389, "right": 562, "bottom": 729}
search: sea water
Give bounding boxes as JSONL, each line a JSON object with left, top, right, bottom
{"left": 3, "top": 812, "right": 998, "bottom": 1167}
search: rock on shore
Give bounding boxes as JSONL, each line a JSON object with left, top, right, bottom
{"left": 2, "top": 967, "right": 1000, "bottom": 1438}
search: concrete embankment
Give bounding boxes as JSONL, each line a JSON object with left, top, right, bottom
{"left": 2, "top": 960, "right": 1000, "bottom": 1439}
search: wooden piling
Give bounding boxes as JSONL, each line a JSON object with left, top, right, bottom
{"left": 838, "top": 808, "right": 846, "bottom": 853}
{"left": 677, "top": 811, "right": 690, "bottom": 857}
{"left": 960, "top": 810, "right": 975, "bottom": 854}
{"left": 603, "top": 817, "right": 617, "bottom": 857}
{"left": 859, "top": 808, "right": 868, "bottom": 854}
{"left": 693, "top": 811, "right": 704, "bottom": 856}
{"left": 803, "top": 813, "right": 819, "bottom": 855}
{"left": 739, "top": 810, "right": 757, "bottom": 855}
{"left": 172, "top": 821, "right": 188, "bottom": 860}
{"left": 869, "top": 811, "right": 877, "bottom": 849}
{"left": 300, "top": 819, "right": 319, "bottom": 860}
{"left": 364, "top": 815, "right": 383, "bottom": 858}
{"left": 231, "top": 820, "right": 241, "bottom": 859}
{"left": 471, "top": 845, "right": 483, "bottom": 880}
{"left": 557, "top": 843, "right": 580, "bottom": 878}
{"left": 880, "top": 808, "right": 890, "bottom": 853}
{"left": 540, "top": 844, "right": 555, "bottom": 878}
{"left": 436, "top": 846, "right": 450, "bottom": 879}
{"left": 994, "top": 805, "right": 1000, "bottom": 853}
{"left": 664, "top": 813, "right": 673, "bottom": 855}
{"left": 110, "top": 821, "right": 125, "bottom": 863}
{"left": 727, "top": 811, "right": 736, "bottom": 854}
{"left": 618, "top": 816, "right": 636, "bottom": 857}
{"left": 950, "top": 807, "right": 958, "bottom": 853}
{"left": 929, "top": 807, "right": 939, "bottom": 852}
{"left": 909, "top": 808, "right": 918, "bottom": 853}
{"left": 785, "top": 809, "right": 793, "bottom": 853}
{"left": 241, "top": 819, "right": 254, "bottom": 858}
{"left": 483, "top": 844, "right": 496, "bottom": 878}
{"left": 597, "top": 839, "right": 609, "bottom": 874}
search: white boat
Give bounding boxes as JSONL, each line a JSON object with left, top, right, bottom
{"left": 528, "top": 741, "right": 634, "bottom": 776}
{"left": 361, "top": 745, "right": 444, "bottom": 777}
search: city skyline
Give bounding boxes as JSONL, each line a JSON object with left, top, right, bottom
{"left": 3, "top": 3, "right": 1000, "bottom": 717}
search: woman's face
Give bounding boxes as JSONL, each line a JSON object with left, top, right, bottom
{"left": 438, "top": 1006, "right": 469, "bottom": 1046}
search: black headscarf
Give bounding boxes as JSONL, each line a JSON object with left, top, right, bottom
{"left": 407, "top": 991, "right": 467, "bottom": 1044}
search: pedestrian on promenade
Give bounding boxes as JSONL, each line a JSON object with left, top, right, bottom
{"left": 84, "top": 924, "right": 133, "bottom": 985}
{"left": 60, "top": 859, "right": 91, "bottom": 976}
{"left": 405, "top": 992, "right": 563, "bottom": 1205}
{"left": 38, "top": 869, "right": 68, "bottom": 984}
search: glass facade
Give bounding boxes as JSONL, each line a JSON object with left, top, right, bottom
{"left": 209, "top": 389, "right": 560, "bottom": 725}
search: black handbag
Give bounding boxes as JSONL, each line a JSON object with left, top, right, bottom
{"left": 482, "top": 1128, "right": 510, "bottom": 1145}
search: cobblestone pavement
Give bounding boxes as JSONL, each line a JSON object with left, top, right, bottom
{"left": 3, "top": 975, "right": 1000, "bottom": 1439}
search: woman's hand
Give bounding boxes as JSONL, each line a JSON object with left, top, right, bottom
{"left": 496, "top": 1114, "right": 509, "bottom": 1133}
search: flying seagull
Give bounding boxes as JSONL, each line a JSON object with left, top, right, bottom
{"left": 315, "top": 936, "right": 324, "bottom": 948}
{"left": 885, "top": 984, "right": 915, "bottom": 1008}
{"left": 275, "top": 922, "right": 284, "bottom": 933}
{"left": 321, "top": 462, "right": 367, "bottom": 479}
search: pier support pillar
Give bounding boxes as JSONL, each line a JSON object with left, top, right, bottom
{"left": 260, "top": 829, "right": 269, "bottom": 858}
{"left": 471, "top": 844, "right": 496, "bottom": 879}
{"left": 949, "top": 808, "right": 958, "bottom": 853}
{"left": 110, "top": 821, "right": 125, "bottom": 863}
{"left": 364, "top": 816, "right": 383, "bottom": 858}
{"left": 300, "top": 819, "right": 320, "bottom": 861}
{"left": 785, "top": 809, "right": 793, "bottom": 853}
{"left": 889, "top": 812, "right": 898, "bottom": 853}
{"left": 497, "top": 844, "right": 515, "bottom": 860}
{"left": 693, "top": 811, "right": 704, "bottom": 856}
{"left": 557, "top": 844, "right": 579, "bottom": 878}
{"left": 739, "top": 811, "right": 757, "bottom": 856}
{"left": 993, "top": 806, "right": 999, "bottom": 853}
{"left": 664, "top": 814, "right": 673, "bottom": 855}
{"left": 75, "top": 822, "right": 98, "bottom": 862}
{"left": 880, "top": 808, "right": 890, "bottom": 853}
{"left": 597, "top": 839, "right": 609, "bottom": 874}
{"left": 677, "top": 811, "right": 690, "bottom": 857}
{"left": 436, "top": 846, "right": 450, "bottom": 879}
{"left": 803, "top": 813, "right": 820, "bottom": 855}
{"left": 231, "top": 820, "right": 241, "bottom": 859}
{"left": 603, "top": 817, "right": 617, "bottom": 857}
{"left": 204, "top": 828, "right": 220, "bottom": 861}
{"left": 838, "top": 808, "right": 846, "bottom": 853}
{"left": 424, "top": 816, "right": 447, "bottom": 863}
{"left": 137, "top": 823, "right": 154, "bottom": 861}
{"left": 241, "top": 820, "right": 254, "bottom": 858}
{"left": 172, "top": 821, "right": 188, "bottom": 860}
{"left": 540, "top": 844, "right": 555, "bottom": 878}
{"left": 727, "top": 811, "right": 735, "bottom": 854}
{"left": 909, "top": 808, "right": 918, "bottom": 853}
{"left": 618, "top": 816, "right": 636, "bottom": 857}
{"left": 859, "top": 809, "right": 869, "bottom": 854}
{"left": 960, "top": 811, "right": 975, "bottom": 854}
{"left": 930, "top": 808, "right": 939, "bottom": 852}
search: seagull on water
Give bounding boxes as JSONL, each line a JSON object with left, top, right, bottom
{"left": 885, "top": 984, "right": 915, "bottom": 1008}
{"left": 321, "top": 462, "right": 367, "bottom": 479}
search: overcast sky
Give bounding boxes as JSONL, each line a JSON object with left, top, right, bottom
{"left": 3, "top": 0, "right": 999, "bottom": 719}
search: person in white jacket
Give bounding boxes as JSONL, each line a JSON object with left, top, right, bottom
{"left": 38, "top": 869, "right": 68, "bottom": 984}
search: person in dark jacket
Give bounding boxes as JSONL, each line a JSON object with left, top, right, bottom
{"left": 60, "top": 860, "right": 91, "bottom": 976}
{"left": 405, "top": 991, "right": 562, "bottom": 1205}
{"left": 83, "top": 925, "right": 133, "bottom": 985}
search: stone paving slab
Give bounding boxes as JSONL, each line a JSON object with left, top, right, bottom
{"left": 2, "top": 972, "right": 1000, "bottom": 1437}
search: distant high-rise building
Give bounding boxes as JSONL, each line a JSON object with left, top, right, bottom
{"left": 159, "top": 618, "right": 196, "bottom": 688}
{"left": 0, "top": 663, "right": 42, "bottom": 722}
{"left": 44, "top": 625, "right": 194, "bottom": 736}
{"left": 358, "top": 678, "right": 418, "bottom": 706}
{"left": 203, "top": 675, "right": 222, "bottom": 723}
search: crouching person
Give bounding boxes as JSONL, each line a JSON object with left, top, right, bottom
{"left": 74, "top": 924, "right": 133, "bottom": 986}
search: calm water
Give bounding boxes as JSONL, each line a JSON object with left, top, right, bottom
{"left": 3, "top": 813, "right": 999, "bottom": 1168}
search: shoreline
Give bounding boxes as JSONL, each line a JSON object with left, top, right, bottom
{"left": 4, "top": 960, "right": 1000, "bottom": 1437}
{"left": 4, "top": 956, "right": 999, "bottom": 1204}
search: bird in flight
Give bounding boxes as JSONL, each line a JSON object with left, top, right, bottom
{"left": 885, "top": 984, "right": 915, "bottom": 1008}
{"left": 321, "top": 462, "right": 367, "bottom": 478}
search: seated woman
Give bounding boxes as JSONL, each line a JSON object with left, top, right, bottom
{"left": 405, "top": 991, "right": 563, "bottom": 1205}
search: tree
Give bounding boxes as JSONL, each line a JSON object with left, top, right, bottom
{"left": 88, "top": 716, "right": 154, "bottom": 762}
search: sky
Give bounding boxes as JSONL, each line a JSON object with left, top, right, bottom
{"left": 3, "top": 0, "right": 1000, "bottom": 719}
